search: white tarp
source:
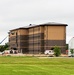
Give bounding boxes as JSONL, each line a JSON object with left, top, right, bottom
{"left": 68, "top": 37, "right": 74, "bottom": 56}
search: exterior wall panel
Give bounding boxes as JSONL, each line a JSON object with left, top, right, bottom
{"left": 48, "top": 26, "right": 66, "bottom": 40}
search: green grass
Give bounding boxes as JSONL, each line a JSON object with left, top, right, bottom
{"left": 0, "top": 56, "right": 74, "bottom": 75}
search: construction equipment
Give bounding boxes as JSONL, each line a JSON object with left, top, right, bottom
{"left": 0, "top": 36, "right": 8, "bottom": 44}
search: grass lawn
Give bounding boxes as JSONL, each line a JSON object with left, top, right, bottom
{"left": 0, "top": 56, "right": 74, "bottom": 75}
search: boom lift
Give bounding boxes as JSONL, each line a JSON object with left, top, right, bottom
{"left": 0, "top": 36, "right": 8, "bottom": 44}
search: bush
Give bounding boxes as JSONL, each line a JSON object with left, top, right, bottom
{"left": 53, "top": 46, "right": 61, "bottom": 57}
{"left": 70, "top": 49, "right": 74, "bottom": 57}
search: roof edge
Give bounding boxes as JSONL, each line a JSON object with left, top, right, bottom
{"left": 10, "top": 22, "right": 68, "bottom": 31}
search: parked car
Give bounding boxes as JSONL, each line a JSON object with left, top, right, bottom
{"left": 4, "top": 50, "right": 10, "bottom": 54}
{"left": 44, "top": 50, "right": 54, "bottom": 55}
{"left": 0, "top": 52, "right": 4, "bottom": 55}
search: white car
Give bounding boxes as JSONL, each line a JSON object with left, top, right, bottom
{"left": 0, "top": 52, "right": 4, "bottom": 55}
{"left": 44, "top": 50, "right": 54, "bottom": 55}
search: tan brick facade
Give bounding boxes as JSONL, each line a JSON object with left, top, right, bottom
{"left": 9, "top": 23, "right": 67, "bottom": 54}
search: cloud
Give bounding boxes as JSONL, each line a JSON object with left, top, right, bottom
{"left": 0, "top": 0, "right": 74, "bottom": 44}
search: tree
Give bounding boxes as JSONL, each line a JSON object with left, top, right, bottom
{"left": 0, "top": 45, "right": 5, "bottom": 52}
{"left": 4, "top": 43, "right": 9, "bottom": 50}
{"left": 0, "top": 43, "right": 9, "bottom": 52}
{"left": 70, "top": 49, "right": 74, "bottom": 57}
{"left": 53, "top": 46, "right": 61, "bottom": 57}
{"left": 66, "top": 44, "right": 68, "bottom": 50}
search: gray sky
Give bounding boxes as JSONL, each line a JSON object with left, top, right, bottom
{"left": 0, "top": 0, "right": 74, "bottom": 44}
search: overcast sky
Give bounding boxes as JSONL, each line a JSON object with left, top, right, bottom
{"left": 0, "top": 0, "right": 74, "bottom": 44}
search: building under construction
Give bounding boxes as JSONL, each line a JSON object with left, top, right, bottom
{"left": 9, "top": 22, "right": 68, "bottom": 54}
